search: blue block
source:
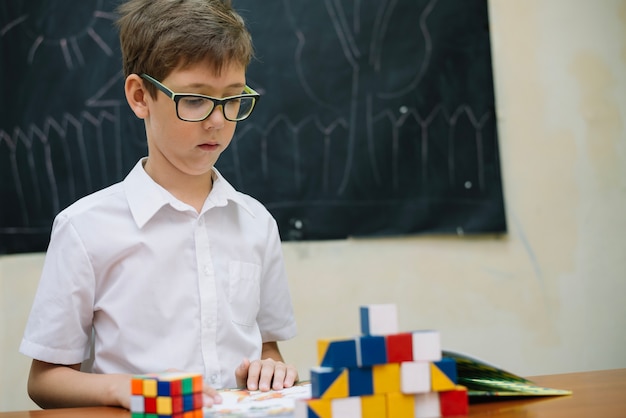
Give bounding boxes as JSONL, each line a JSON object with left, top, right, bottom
{"left": 319, "top": 339, "right": 358, "bottom": 368}
{"left": 359, "top": 304, "right": 398, "bottom": 335}
{"left": 157, "top": 380, "right": 171, "bottom": 396}
{"left": 311, "top": 367, "right": 345, "bottom": 398}
{"left": 436, "top": 357, "right": 458, "bottom": 384}
{"left": 183, "top": 394, "right": 194, "bottom": 411}
{"left": 360, "top": 306, "right": 371, "bottom": 335}
{"left": 348, "top": 367, "right": 374, "bottom": 396}
{"left": 357, "top": 335, "right": 387, "bottom": 366}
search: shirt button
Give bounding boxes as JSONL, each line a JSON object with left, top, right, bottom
{"left": 203, "top": 265, "right": 210, "bottom": 275}
{"left": 210, "top": 374, "right": 218, "bottom": 384}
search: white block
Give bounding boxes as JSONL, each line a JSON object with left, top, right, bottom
{"left": 331, "top": 396, "right": 362, "bottom": 418}
{"left": 415, "top": 392, "right": 441, "bottom": 418}
{"left": 400, "top": 361, "right": 431, "bottom": 394}
{"left": 412, "top": 330, "right": 442, "bottom": 362}
{"left": 130, "top": 395, "right": 144, "bottom": 413}
{"left": 360, "top": 304, "right": 399, "bottom": 335}
{"left": 294, "top": 399, "right": 308, "bottom": 418}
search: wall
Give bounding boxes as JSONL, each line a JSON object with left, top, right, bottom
{"left": 1, "top": 0, "right": 625, "bottom": 411}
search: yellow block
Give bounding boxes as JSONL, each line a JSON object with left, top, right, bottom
{"left": 307, "top": 398, "right": 333, "bottom": 418}
{"left": 143, "top": 379, "right": 157, "bottom": 397}
{"left": 386, "top": 392, "right": 414, "bottom": 418}
{"left": 373, "top": 363, "right": 401, "bottom": 394}
{"left": 317, "top": 339, "right": 331, "bottom": 365}
{"left": 323, "top": 369, "right": 349, "bottom": 399}
{"left": 430, "top": 363, "right": 456, "bottom": 391}
{"left": 361, "top": 395, "right": 387, "bottom": 418}
{"left": 156, "top": 396, "right": 172, "bottom": 415}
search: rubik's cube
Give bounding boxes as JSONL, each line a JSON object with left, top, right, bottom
{"left": 130, "top": 372, "right": 204, "bottom": 418}
{"left": 295, "top": 304, "right": 469, "bottom": 418}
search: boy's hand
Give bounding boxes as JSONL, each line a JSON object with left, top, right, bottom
{"left": 202, "top": 384, "right": 223, "bottom": 407}
{"left": 235, "top": 357, "right": 299, "bottom": 391}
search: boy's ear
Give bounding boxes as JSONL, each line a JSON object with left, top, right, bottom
{"left": 124, "top": 74, "right": 150, "bottom": 119}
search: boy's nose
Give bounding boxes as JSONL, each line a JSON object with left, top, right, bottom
{"left": 203, "top": 104, "right": 225, "bottom": 129}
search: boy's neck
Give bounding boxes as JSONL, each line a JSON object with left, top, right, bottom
{"left": 143, "top": 158, "right": 213, "bottom": 213}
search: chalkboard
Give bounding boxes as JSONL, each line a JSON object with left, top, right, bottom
{"left": 0, "top": 0, "right": 506, "bottom": 254}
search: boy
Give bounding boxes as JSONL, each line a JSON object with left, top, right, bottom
{"left": 19, "top": 0, "right": 298, "bottom": 410}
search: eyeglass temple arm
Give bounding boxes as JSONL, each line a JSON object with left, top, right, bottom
{"left": 244, "top": 85, "right": 259, "bottom": 96}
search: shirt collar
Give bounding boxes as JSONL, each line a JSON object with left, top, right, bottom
{"left": 205, "top": 167, "right": 254, "bottom": 217}
{"left": 124, "top": 159, "right": 254, "bottom": 228}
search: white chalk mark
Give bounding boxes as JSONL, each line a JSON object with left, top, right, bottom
{"left": 1, "top": 15, "right": 28, "bottom": 37}
{"left": 60, "top": 38, "right": 73, "bottom": 69}
{"left": 27, "top": 36, "right": 43, "bottom": 64}
{"left": 87, "top": 27, "right": 113, "bottom": 56}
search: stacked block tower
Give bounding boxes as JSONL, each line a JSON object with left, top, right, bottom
{"left": 296, "top": 304, "right": 469, "bottom": 418}
{"left": 130, "top": 371, "right": 204, "bottom": 418}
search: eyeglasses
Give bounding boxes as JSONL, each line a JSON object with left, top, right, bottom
{"left": 140, "top": 73, "right": 260, "bottom": 122}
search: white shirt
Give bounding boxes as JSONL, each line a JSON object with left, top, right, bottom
{"left": 20, "top": 159, "right": 297, "bottom": 389}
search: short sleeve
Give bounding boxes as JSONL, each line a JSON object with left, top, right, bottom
{"left": 257, "top": 217, "right": 297, "bottom": 342}
{"left": 19, "top": 214, "right": 96, "bottom": 364}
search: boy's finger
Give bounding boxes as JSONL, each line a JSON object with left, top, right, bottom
{"left": 246, "top": 360, "right": 263, "bottom": 391}
{"left": 202, "top": 385, "right": 222, "bottom": 407}
{"left": 235, "top": 358, "right": 251, "bottom": 388}
{"left": 271, "top": 362, "right": 287, "bottom": 390}
{"left": 283, "top": 366, "right": 298, "bottom": 388}
{"left": 257, "top": 359, "right": 277, "bottom": 392}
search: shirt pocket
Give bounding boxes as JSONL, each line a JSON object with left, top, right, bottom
{"left": 228, "top": 260, "right": 261, "bottom": 327}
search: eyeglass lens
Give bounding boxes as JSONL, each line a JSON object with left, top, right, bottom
{"left": 177, "top": 96, "right": 255, "bottom": 121}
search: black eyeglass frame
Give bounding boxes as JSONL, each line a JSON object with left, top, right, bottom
{"left": 140, "top": 73, "right": 260, "bottom": 122}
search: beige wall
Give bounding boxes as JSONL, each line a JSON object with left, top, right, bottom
{"left": 2, "top": 0, "right": 625, "bottom": 412}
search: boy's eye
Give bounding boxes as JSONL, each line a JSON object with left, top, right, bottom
{"left": 180, "top": 97, "right": 208, "bottom": 108}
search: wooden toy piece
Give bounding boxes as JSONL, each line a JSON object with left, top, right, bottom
{"left": 361, "top": 394, "right": 387, "bottom": 418}
{"left": 318, "top": 338, "right": 359, "bottom": 368}
{"left": 295, "top": 398, "right": 332, "bottom": 418}
{"left": 311, "top": 367, "right": 349, "bottom": 399}
{"left": 414, "top": 391, "right": 441, "bottom": 418}
{"left": 360, "top": 304, "right": 399, "bottom": 335}
{"left": 386, "top": 332, "right": 414, "bottom": 363}
{"left": 400, "top": 361, "right": 431, "bottom": 394}
{"left": 372, "top": 363, "right": 401, "bottom": 394}
{"left": 431, "top": 358, "right": 458, "bottom": 392}
{"left": 412, "top": 330, "right": 442, "bottom": 362}
{"left": 356, "top": 334, "right": 387, "bottom": 366}
{"left": 439, "top": 386, "right": 469, "bottom": 417}
{"left": 331, "top": 396, "right": 362, "bottom": 418}
{"left": 348, "top": 367, "right": 374, "bottom": 396}
{"left": 386, "top": 392, "right": 415, "bottom": 418}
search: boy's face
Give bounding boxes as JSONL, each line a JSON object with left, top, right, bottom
{"left": 143, "top": 61, "right": 246, "bottom": 179}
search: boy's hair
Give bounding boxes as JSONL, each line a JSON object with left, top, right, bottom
{"left": 116, "top": 0, "right": 253, "bottom": 97}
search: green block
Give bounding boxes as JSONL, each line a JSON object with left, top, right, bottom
{"left": 181, "top": 376, "right": 193, "bottom": 395}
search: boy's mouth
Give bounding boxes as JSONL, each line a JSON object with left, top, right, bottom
{"left": 198, "top": 143, "right": 219, "bottom": 151}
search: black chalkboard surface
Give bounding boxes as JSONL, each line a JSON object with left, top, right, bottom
{"left": 0, "top": 0, "right": 506, "bottom": 254}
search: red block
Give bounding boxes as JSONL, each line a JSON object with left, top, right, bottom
{"left": 172, "top": 395, "right": 184, "bottom": 414}
{"left": 144, "top": 397, "right": 157, "bottom": 414}
{"left": 193, "top": 392, "right": 203, "bottom": 409}
{"left": 440, "top": 387, "right": 469, "bottom": 416}
{"left": 386, "top": 333, "right": 413, "bottom": 363}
